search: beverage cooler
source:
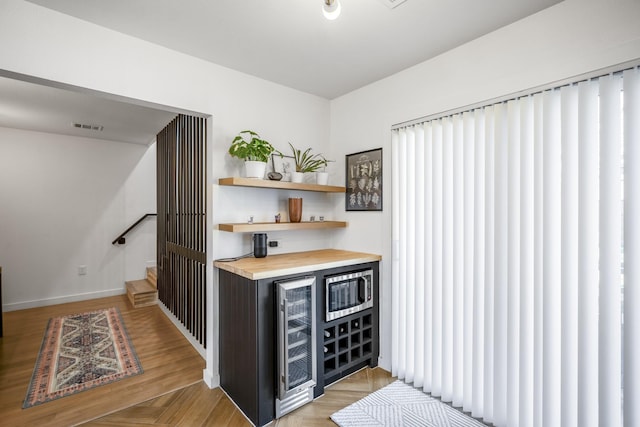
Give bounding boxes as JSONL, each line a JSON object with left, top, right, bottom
{"left": 275, "top": 276, "right": 317, "bottom": 418}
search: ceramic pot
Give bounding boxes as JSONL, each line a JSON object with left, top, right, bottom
{"left": 245, "top": 161, "right": 266, "bottom": 179}
{"left": 288, "top": 198, "right": 302, "bottom": 223}
{"left": 316, "top": 171, "right": 329, "bottom": 185}
{"left": 291, "top": 171, "right": 304, "bottom": 183}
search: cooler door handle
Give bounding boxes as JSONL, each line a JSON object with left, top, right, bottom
{"left": 280, "top": 298, "right": 290, "bottom": 397}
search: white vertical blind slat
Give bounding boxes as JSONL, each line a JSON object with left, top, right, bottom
{"left": 472, "top": 109, "right": 486, "bottom": 418}
{"left": 519, "top": 95, "right": 534, "bottom": 427}
{"left": 414, "top": 126, "right": 426, "bottom": 388}
{"left": 424, "top": 122, "right": 434, "bottom": 392}
{"left": 542, "top": 89, "right": 562, "bottom": 427}
{"left": 577, "top": 79, "right": 599, "bottom": 427}
{"left": 442, "top": 117, "right": 454, "bottom": 402}
{"left": 599, "top": 74, "right": 622, "bottom": 427}
{"left": 507, "top": 99, "right": 521, "bottom": 427}
{"left": 493, "top": 103, "right": 509, "bottom": 427}
{"left": 462, "top": 111, "right": 475, "bottom": 412}
{"left": 391, "top": 130, "right": 400, "bottom": 379}
{"left": 432, "top": 120, "right": 444, "bottom": 397}
{"left": 532, "top": 92, "right": 544, "bottom": 427}
{"left": 484, "top": 105, "right": 496, "bottom": 424}
{"left": 452, "top": 114, "right": 465, "bottom": 407}
{"left": 623, "top": 67, "right": 640, "bottom": 427}
{"left": 560, "top": 85, "right": 579, "bottom": 427}
{"left": 397, "top": 129, "right": 408, "bottom": 380}
{"left": 406, "top": 127, "right": 416, "bottom": 383}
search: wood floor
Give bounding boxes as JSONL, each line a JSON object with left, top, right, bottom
{"left": 0, "top": 295, "right": 205, "bottom": 426}
{"left": 0, "top": 294, "right": 395, "bottom": 426}
{"left": 83, "top": 366, "right": 395, "bottom": 426}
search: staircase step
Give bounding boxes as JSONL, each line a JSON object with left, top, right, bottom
{"left": 146, "top": 266, "right": 157, "bottom": 289}
{"left": 126, "top": 279, "right": 157, "bottom": 308}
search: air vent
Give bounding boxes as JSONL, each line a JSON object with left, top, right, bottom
{"left": 72, "top": 122, "right": 104, "bottom": 131}
{"left": 378, "top": 0, "right": 408, "bottom": 8}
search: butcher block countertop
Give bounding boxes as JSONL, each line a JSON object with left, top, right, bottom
{"left": 214, "top": 249, "right": 381, "bottom": 280}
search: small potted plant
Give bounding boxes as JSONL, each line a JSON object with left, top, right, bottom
{"left": 286, "top": 142, "right": 333, "bottom": 184}
{"left": 314, "top": 157, "right": 332, "bottom": 185}
{"left": 228, "top": 130, "right": 276, "bottom": 179}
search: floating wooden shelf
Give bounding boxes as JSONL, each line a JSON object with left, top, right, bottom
{"left": 218, "top": 177, "right": 345, "bottom": 193}
{"left": 217, "top": 221, "right": 347, "bottom": 233}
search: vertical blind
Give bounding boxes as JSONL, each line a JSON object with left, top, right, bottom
{"left": 391, "top": 66, "right": 640, "bottom": 427}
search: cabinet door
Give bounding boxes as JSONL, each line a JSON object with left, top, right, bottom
{"left": 219, "top": 270, "right": 275, "bottom": 427}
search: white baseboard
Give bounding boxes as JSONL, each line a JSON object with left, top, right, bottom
{"left": 3, "top": 288, "right": 125, "bottom": 312}
{"left": 203, "top": 368, "right": 220, "bottom": 389}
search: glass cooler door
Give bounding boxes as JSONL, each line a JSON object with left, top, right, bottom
{"left": 277, "top": 276, "right": 316, "bottom": 401}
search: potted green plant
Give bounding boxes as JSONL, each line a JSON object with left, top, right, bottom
{"left": 286, "top": 142, "right": 333, "bottom": 184}
{"left": 228, "top": 130, "right": 275, "bottom": 178}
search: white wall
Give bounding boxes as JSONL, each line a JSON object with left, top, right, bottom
{"left": 329, "top": 0, "right": 640, "bottom": 371}
{"left": 0, "top": 0, "right": 331, "bottom": 387}
{"left": 0, "top": 127, "right": 156, "bottom": 309}
{"left": 122, "top": 142, "right": 157, "bottom": 281}
{"left": 3, "top": 0, "right": 639, "bottom": 391}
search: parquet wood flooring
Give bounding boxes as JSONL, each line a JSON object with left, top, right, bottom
{"left": 83, "top": 366, "right": 396, "bottom": 426}
{"left": 1, "top": 293, "right": 395, "bottom": 426}
{"left": 0, "top": 295, "right": 205, "bottom": 426}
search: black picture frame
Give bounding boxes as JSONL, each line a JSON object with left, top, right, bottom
{"left": 345, "top": 148, "right": 382, "bottom": 211}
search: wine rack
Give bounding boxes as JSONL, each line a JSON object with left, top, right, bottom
{"left": 322, "top": 310, "right": 374, "bottom": 383}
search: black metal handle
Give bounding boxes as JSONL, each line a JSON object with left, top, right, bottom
{"left": 112, "top": 213, "right": 157, "bottom": 245}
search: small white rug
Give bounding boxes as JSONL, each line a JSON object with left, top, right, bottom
{"left": 331, "top": 380, "right": 486, "bottom": 427}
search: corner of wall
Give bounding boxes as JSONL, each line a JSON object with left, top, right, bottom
{"left": 203, "top": 368, "right": 220, "bottom": 389}
{"left": 377, "top": 356, "right": 391, "bottom": 372}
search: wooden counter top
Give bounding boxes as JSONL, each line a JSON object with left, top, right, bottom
{"left": 214, "top": 249, "right": 381, "bottom": 280}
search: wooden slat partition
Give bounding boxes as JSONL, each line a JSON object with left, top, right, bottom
{"left": 157, "top": 114, "right": 207, "bottom": 347}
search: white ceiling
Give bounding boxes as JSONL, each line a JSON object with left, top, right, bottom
{"left": 0, "top": 74, "right": 178, "bottom": 145}
{"left": 2, "top": 0, "right": 562, "bottom": 143}
{"left": 26, "top": 0, "right": 561, "bottom": 99}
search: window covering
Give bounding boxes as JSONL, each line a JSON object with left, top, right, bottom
{"left": 391, "top": 65, "right": 640, "bottom": 427}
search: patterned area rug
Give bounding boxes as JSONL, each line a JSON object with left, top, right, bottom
{"left": 331, "top": 380, "right": 486, "bottom": 427}
{"left": 23, "top": 307, "right": 143, "bottom": 408}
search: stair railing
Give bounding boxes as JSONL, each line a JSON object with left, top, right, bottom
{"left": 112, "top": 213, "right": 157, "bottom": 245}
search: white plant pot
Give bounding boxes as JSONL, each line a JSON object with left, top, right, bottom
{"left": 316, "top": 171, "right": 329, "bottom": 185}
{"left": 291, "top": 171, "right": 304, "bottom": 183}
{"left": 245, "top": 161, "right": 267, "bottom": 179}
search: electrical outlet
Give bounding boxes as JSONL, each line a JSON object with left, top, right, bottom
{"left": 269, "top": 240, "right": 279, "bottom": 248}
{"left": 78, "top": 265, "right": 87, "bottom": 276}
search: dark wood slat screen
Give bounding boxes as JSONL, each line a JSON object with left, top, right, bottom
{"left": 157, "top": 114, "right": 207, "bottom": 347}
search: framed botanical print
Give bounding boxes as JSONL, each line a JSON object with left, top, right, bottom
{"left": 345, "top": 148, "right": 382, "bottom": 211}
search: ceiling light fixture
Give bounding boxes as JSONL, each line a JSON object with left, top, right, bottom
{"left": 323, "top": 0, "right": 341, "bottom": 20}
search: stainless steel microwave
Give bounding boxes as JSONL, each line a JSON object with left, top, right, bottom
{"left": 325, "top": 269, "right": 373, "bottom": 321}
